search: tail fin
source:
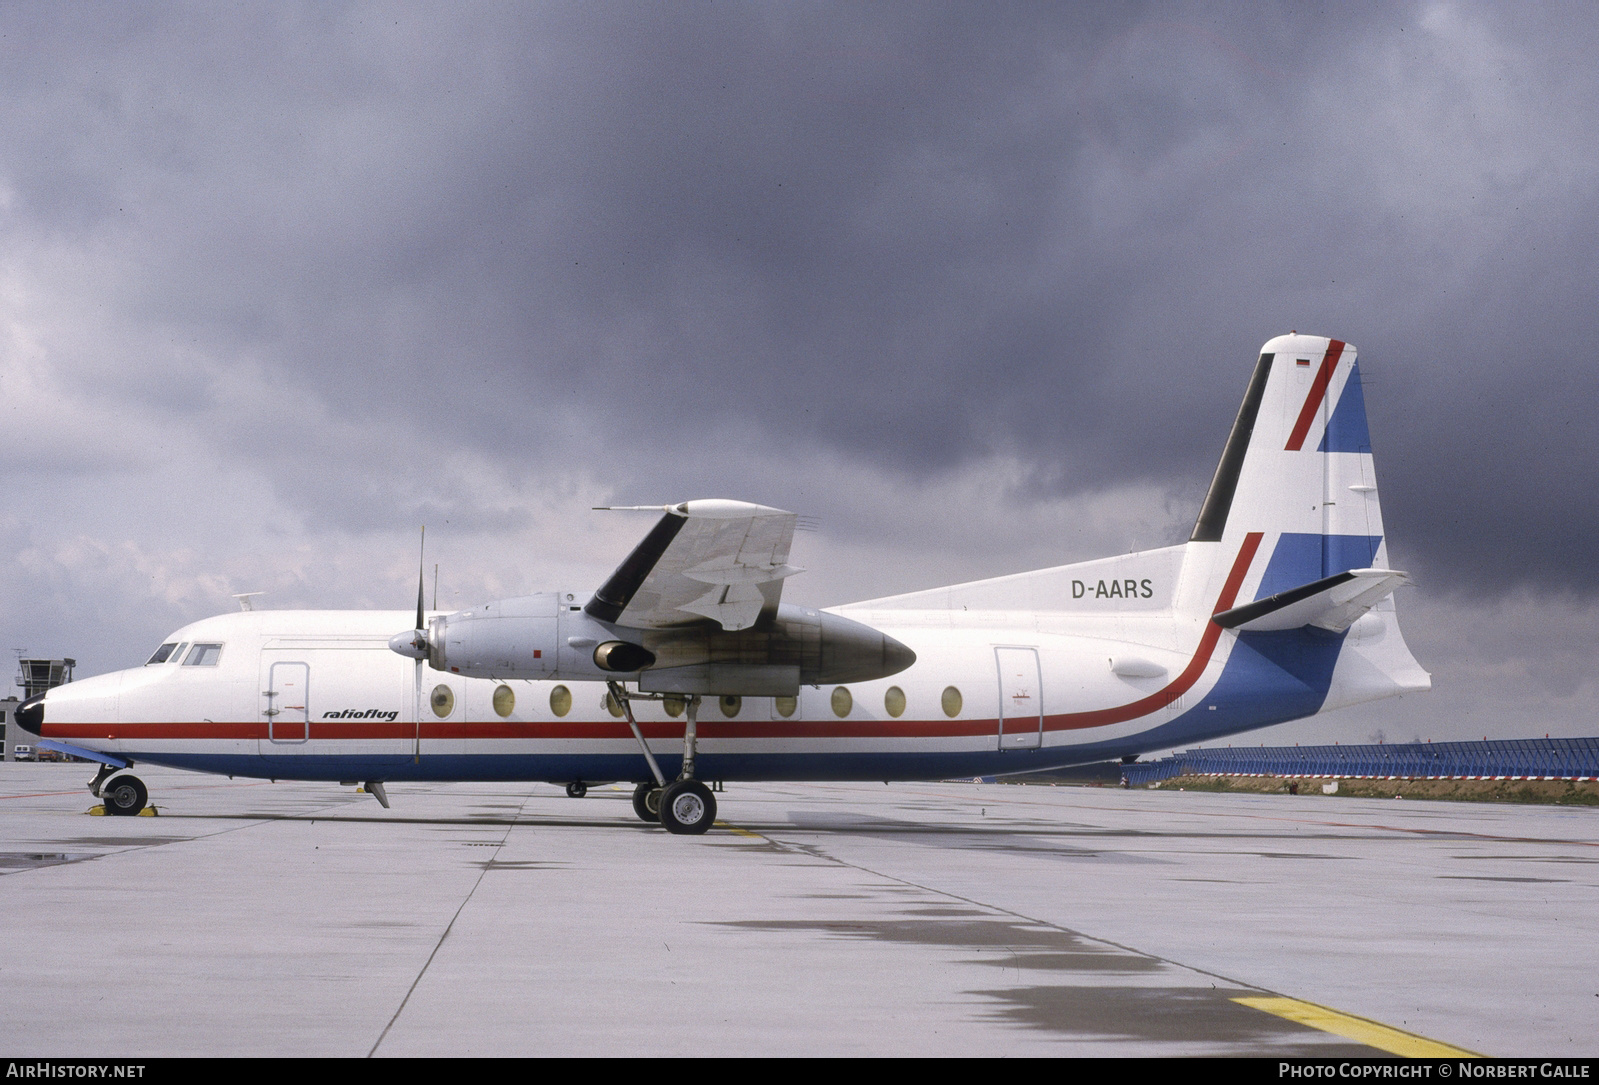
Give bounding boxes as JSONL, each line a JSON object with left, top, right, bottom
{"left": 1182, "top": 334, "right": 1429, "bottom": 710}
{"left": 1191, "top": 335, "right": 1383, "bottom": 557}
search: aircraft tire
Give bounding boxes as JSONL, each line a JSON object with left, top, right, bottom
{"left": 565, "top": 781, "right": 588, "bottom": 798}
{"left": 658, "top": 780, "right": 716, "bottom": 835}
{"left": 103, "top": 775, "right": 148, "bottom": 817}
{"left": 632, "top": 782, "right": 661, "bottom": 823}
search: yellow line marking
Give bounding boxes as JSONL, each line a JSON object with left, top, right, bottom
{"left": 714, "top": 821, "right": 765, "bottom": 840}
{"left": 1233, "top": 996, "right": 1479, "bottom": 1058}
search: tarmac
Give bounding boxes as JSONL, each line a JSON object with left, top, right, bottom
{"left": 2, "top": 763, "right": 1594, "bottom": 1057}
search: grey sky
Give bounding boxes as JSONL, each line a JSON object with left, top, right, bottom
{"left": 3, "top": 2, "right": 1596, "bottom": 742}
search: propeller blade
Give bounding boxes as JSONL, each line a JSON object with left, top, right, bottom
{"left": 415, "top": 525, "right": 426, "bottom": 635}
{"left": 414, "top": 526, "right": 425, "bottom": 764}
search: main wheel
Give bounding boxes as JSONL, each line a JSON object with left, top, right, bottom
{"left": 565, "top": 781, "right": 588, "bottom": 798}
{"left": 631, "top": 782, "right": 661, "bottom": 823}
{"left": 103, "top": 775, "right": 148, "bottom": 816}
{"left": 658, "top": 780, "right": 716, "bottom": 835}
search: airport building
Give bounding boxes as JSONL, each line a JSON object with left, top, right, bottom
{"left": 3, "top": 657, "right": 74, "bottom": 761}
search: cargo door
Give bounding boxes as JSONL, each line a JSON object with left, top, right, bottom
{"left": 263, "top": 660, "right": 310, "bottom": 746}
{"left": 260, "top": 645, "right": 415, "bottom": 765}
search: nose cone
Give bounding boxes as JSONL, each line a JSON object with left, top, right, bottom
{"left": 14, "top": 693, "right": 45, "bottom": 736}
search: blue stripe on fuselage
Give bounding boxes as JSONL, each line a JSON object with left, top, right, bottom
{"left": 1056, "top": 626, "right": 1347, "bottom": 761}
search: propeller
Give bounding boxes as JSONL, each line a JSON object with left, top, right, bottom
{"left": 386, "top": 526, "right": 428, "bottom": 764}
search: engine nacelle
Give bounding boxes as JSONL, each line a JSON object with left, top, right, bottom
{"left": 414, "top": 592, "right": 914, "bottom": 696}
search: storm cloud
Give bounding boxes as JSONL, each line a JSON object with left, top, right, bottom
{"left": 3, "top": 2, "right": 1597, "bottom": 742}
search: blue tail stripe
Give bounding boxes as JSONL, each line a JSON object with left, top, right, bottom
{"left": 1256, "top": 533, "right": 1383, "bottom": 600}
{"left": 1317, "top": 362, "right": 1372, "bottom": 453}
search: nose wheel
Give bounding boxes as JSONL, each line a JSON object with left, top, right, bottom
{"left": 103, "top": 775, "right": 149, "bottom": 816}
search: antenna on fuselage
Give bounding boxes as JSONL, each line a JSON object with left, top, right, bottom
{"left": 233, "top": 592, "right": 264, "bottom": 612}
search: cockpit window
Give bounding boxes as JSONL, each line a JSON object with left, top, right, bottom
{"left": 182, "top": 643, "right": 224, "bottom": 666}
{"left": 146, "top": 643, "right": 180, "bottom": 665}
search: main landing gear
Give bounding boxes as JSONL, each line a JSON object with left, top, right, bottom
{"left": 629, "top": 778, "right": 717, "bottom": 832}
{"left": 632, "top": 781, "right": 661, "bottom": 822}
{"left": 609, "top": 681, "right": 718, "bottom": 835}
{"left": 658, "top": 779, "right": 715, "bottom": 833}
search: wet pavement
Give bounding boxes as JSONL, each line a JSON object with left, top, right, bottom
{"left": 3, "top": 765, "right": 1591, "bottom": 1056}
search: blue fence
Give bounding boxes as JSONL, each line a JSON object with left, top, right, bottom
{"left": 1121, "top": 738, "right": 1599, "bottom": 786}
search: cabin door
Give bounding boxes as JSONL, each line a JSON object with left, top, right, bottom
{"left": 995, "top": 647, "right": 1043, "bottom": 750}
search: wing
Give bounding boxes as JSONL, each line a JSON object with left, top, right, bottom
{"left": 583, "top": 500, "right": 801, "bottom": 631}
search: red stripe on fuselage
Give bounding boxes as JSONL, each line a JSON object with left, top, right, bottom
{"left": 1046, "top": 530, "right": 1261, "bottom": 730}
{"left": 41, "top": 717, "right": 1000, "bottom": 742}
{"left": 1284, "top": 339, "right": 1345, "bottom": 451}
{"left": 46, "top": 536, "right": 1263, "bottom": 744}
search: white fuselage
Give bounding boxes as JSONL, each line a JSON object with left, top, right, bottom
{"left": 33, "top": 537, "right": 1425, "bottom": 784}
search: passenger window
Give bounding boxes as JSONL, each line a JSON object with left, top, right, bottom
{"left": 182, "top": 643, "right": 224, "bottom": 666}
{"left": 831, "top": 687, "right": 852, "bottom": 717}
{"left": 430, "top": 684, "right": 454, "bottom": 718}
{"left": 492, "top": 685, "right": 515, "bottom": 718}
{"left": 884, "top": 686, "right": 906, "bottom": 718}
{"left": 941, "top": 686, "right": 963, "bottom": 717}
{"left": 146, "top": 643, "right": 179, "bottom": 665}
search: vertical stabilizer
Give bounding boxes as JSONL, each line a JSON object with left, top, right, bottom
{"left": 1181, "top": 335, "right": 1428, "bottom": 712}
{"left": 1190, "top": 336, "right": 1382, "bottom": 558}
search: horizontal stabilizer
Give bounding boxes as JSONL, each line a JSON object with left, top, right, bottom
{"left": 1213, "top": 568, "right": 1409, "bottom": 633}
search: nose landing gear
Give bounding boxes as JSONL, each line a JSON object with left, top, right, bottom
{"left": 87, "top": 762, "right": 150, "bottom": 816}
